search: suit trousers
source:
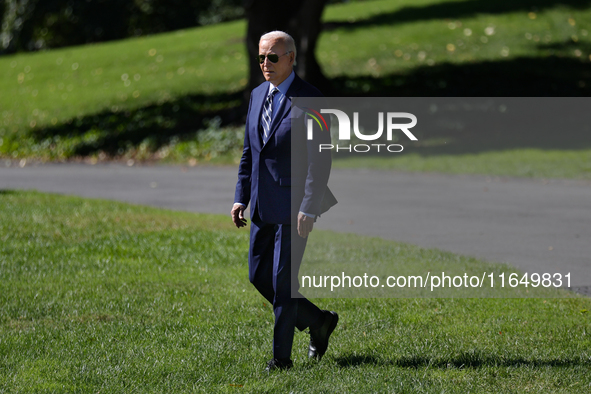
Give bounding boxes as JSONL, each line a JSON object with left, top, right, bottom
{"left": 248, "top": 212, "right": 324, "bottom": 359}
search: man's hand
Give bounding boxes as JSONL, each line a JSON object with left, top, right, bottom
{"left": 231, "top": 203, "right": 247, "bottom": 228}
{"left": 297, "top": 212, "right": 314, "bottom": 238}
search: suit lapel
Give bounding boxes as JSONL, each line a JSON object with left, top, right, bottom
{"left": 262, "top": 75, "right": 303, "bottom": 148}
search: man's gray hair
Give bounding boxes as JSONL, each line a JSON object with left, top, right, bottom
{"left": 260, "top": 31, "right": 297, "bottom": 58}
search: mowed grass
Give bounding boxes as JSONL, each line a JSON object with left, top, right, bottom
{"left": 1, "top": 0, "right": 591, "bottom": 179}
{"left": 0, "top": 21, "right": 247, "bottom": 133}
{"left": 1, "top": 191, "right": 590, "bottom": 393}
{"left": 2, "top": 0, "right": 589, "bottom": 130}
{"left": 318, "top": 0, "right": 591, "bottom": 78}
{"left": 332, "top": 148, "right": 591, "bottom": 179}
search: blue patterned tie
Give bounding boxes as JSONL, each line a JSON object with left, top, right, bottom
{"left": 262, "top": 87, "right": 279, "bottom": 143}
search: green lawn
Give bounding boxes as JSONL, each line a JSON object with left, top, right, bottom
{"left": 319, "top": 0, "right": 591, "bottom": 78}
{"left": 1, "top": 0, "right": 591, "bottom": 177}
{"left": 332, "top": 148, "right": 591, "bottom": 179}
{"left": 1, "top": 191, "right": 590, "bottom": 393}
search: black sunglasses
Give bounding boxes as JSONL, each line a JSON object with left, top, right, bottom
{"left": 257, "top": 51, "right": 292, "bottom": 64}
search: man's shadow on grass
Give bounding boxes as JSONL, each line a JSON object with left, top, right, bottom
{"left": 334, "top": 352, "right": 590, "bottom": 368}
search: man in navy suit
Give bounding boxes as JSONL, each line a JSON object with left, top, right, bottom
{"left": 231, "top": 31, "right": 338, "bottom": 371}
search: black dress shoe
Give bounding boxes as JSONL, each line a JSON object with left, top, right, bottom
{"left": 308, "top": 310, "right": 339, "bottom": 360}
{"left": 265, "top": 358, "right": 293, "bottom": 371}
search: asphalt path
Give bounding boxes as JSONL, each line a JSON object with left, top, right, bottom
{"left": 1, "top": 163, "right": 590, "bottom": 291}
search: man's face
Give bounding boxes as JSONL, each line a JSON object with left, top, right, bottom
{"left": 258, "top": 38, "right": 294, "bottom": 86}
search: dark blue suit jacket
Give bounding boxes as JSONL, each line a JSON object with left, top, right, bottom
{"left": 235, "top": 74, "right": 333, "bottom": 224}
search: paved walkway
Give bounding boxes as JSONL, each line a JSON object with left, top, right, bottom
{"left": 2, "top": 163, "right": 589, "bottom": 290}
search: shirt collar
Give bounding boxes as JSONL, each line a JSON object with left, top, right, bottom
{"left": 269, "top": 71, "right": 295, "bottom": 95}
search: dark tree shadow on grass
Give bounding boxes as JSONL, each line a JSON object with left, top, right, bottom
{"left": 331, "top": 55, "right": 591, "bottom": 97}
{"left": 537, "top": 40, "right": 591, "bottom": 53}
{"left": 27, "top": 54, "right": 591, "bottom": 158}
{"left": 324, "top": 0, "right": 591, "bottom": 31}
{"left": 29, "top": 90, "right": 244, "bottom": 157}
{"left": 329, "top": 55, "right": 591, "bottom": 157}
